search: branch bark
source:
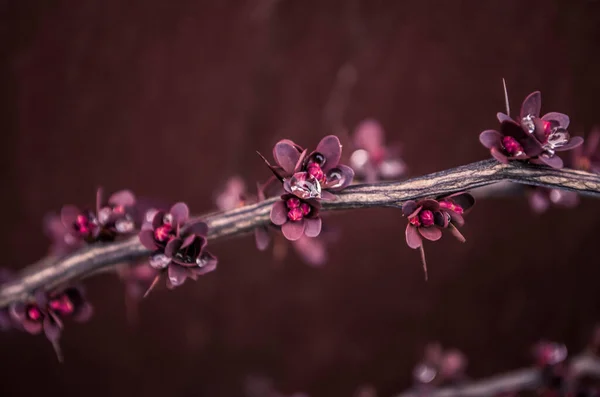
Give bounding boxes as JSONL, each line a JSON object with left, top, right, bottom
{"left": 395, "top": 354, "right": 600, "bottom": 397}
{"left": 2, "top": 159, "right": 600, "bottom": 307}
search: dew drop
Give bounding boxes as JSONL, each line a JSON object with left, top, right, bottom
{"left": 288, "top": 172, "right": 322, "bottom": 199}
{"left": 149, "top": 253, "right": 170, "bottom": 269}
{"left": 521, "top": 114, "right": 536, "bottom": 134}
{"left": 97, "top": 207, "right": 111, "bottom": 225}
{"left": 116, "top": 219, "right": 135, "bottom": 233}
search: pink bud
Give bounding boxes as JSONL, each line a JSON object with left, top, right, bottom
{"left": 419, "top": 210, "right": 434, "bottom": 227}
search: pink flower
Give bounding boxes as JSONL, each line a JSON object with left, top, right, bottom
{"left": 350, "top": 119, "right": 407, "bottom": 182}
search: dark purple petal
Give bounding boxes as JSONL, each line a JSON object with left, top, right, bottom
{"left": 490, "top": 147, "right": 509, "bottom": 163}
{"left": 418, "top": 226, "right": 442, "bottom": 241}
{"left": 255, "top": 227, "right": 271, "bottom": 251}
{"left": 550, "top": 189, "right": 579, "bottom": 208}
{"left": 22, "top": 318, "right": 43, "bottom": 334}
{"left": 292, "top": 236, "right": 327, "bottom": 267}
{"left": 405, "top": 224, "right": 422, "bottom": 249}
{"left": 538, "top": 154, "right": 564, "bottom": 169}
{"left": 434, "top": 211, "right": 449, "bottom": 228}
{"left": 43, "top": 317, "right": 61, "bottom": 342}
{"left": 554, "top": 136, "right": 584, "bottom": 152}
{"left": 165, "top": 238, "right": 183, "bottom": 257}
{"left": 585, "top": 128, "right": 600, "bottom": 157}
{"left": 321, "top": 190, "right": 337, "bottom": 200}
{"left": 542, "top": 112, "right": 570, "bottom": 129}
{"left": 270, "top": 200, "right": 288, "bottom": 226}
{"left": 170, "top": 202, "right": 190, "bottom": 226}
{"left": 420, "top": 199, "right": 440, "bottom": 211}
{"left": 9, "top": 302, "right": 26, "bottom": 321}
{"left": 294, "top": 149, "right": 308, "bottom": 173}
{"left": 60, "top": 205, "right": 80, "bottom": 230}
{"left": 281, "top": 221, "right": 305, "bottom": 241}
{"left": 34, "top": 291, "right": 48, "bottom": 307}
{"left": 273, "top": 140, "right": 301, "bottom": 175}
{"left": 72, "top": 303, "right": 93, "bottom": 323}
{"left": 529, "top": 189, "right": 550, "bottom": 214}
{"left": 353, "top": 119, "right": 384, "bottom": 153}
{"left": 402, "top": 201, "right": 418, "bottom": 217}
{"left": 167, "top": 264, "right": 188, "bottom": 287}
{"left": 502, "top": 120, "right": 544, "bottom": 157}
{"left": 151, "top": 210, "right": 166, "bottom": 229}
{"left": 520, "top": 91, "right": 541, "bottom": 119}
{"left": 139, "top": 230, "right": 158, "bottom": 250}
{"left": 448, "top": 211, "right": 464, "bottom": 227}
{"left": 183, "top": 221, "right": 208, "bottom": 237}
{"left": 180, "top": 233, "right": 200, "bottom": 249}
{"left": 316, "top": 135, "right": 342, "bottom": 171}
{"left": 109, "top": 190, "right": 136, "bottom": 207}
{"left": 479, "top": 130, "right": 502, "bottom": 149}
{"left": 448, "top": 193, "right": 475, "bottom": 212}
{"left": 195, "top": 252, "right": 218, "bottom": 275}
{"left": 496, "top": 112, "right": 513, "bottom": 123}
{"left": 304, "top": 217, "right": 322, "bottom": 238}
{"left": 407, "top": 205, "right": 423, "bottom": 219}
{"left": 323, "top": 165, "right": 354, "bottom": 192}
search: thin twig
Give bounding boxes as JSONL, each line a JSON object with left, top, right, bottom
{"left": 395, "top": 354, "right": 600, "bottom": 397}
{"left": 1, "top": 159, "right": 600, "bottom": 307}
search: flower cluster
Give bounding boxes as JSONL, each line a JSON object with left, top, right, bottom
{"left": 349, "top": 119, "right": 407, "bottom": 182}
{"left": 139, "top": 203, "right": 217, "bottom": 293}
{"left": 9, "top": 287, "right": 92, "bottom": 361}
{"left": 262, "top": 135, "right": 354, "bottom": 241}
{"left": 60, "top": 188, "right": 137, "bottom": 244}
{"left": 402, "top": 192, "right": 475, "bottom": 279}
{"left": 215, "top": 176, "right": 333, "bottom": 266}
{"left": 527, "top": 127, "right": 600, "bottom": 214}
{"left": 412, "top": 343, "right": 467, "bottom": 388}
{"left": 480, "top": 91, "right": 583, "bottom": 168}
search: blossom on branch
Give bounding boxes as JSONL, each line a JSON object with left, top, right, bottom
{"left": 481, "top": 91, "right": 584, "bottom": 169}
{"left": 138, "top": 202, "right": 217, "bottom": 294}
{"left": 349, "top": 119, "right": 407, "bottom": 182}
{"left": 60, "top": 188, "right": 137, "bottom": 244}
{"left": 270, "top": 194, "right": 322, "bottom": 241}
{"left": 403, "top": 192, "right": 475, "bottom": 279}
{"left": 413, "top": 342, "right": 468, "bottom": 388}
{"left": 9, "top": 287, "right": 93, "bottom": 361}
{"left": 260, "top": 135, "right": 354, "bottom": 199}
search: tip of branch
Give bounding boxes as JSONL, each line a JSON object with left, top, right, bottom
{"left": 419, "top": 245, "right": 428, "bottom": 281}
{"left": 143, "top": 275, "right": 161, "bottom": 299}
{"left": 502, "top": 78, "right": 510, "bottom": 117}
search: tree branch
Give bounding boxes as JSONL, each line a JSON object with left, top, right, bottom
{"left": 2, "top": 159, "right": 600, "bottom": 307}
{"left": 395, "top": 354, "right": 600, "bottom": 397}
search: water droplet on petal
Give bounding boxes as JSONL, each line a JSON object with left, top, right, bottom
{"left": 521, "top": 114, "right": 536, "bottom": 134}
{"left": 169, "top": 274, "right": 184, "bottom": 286}
{"left": 116, "top": 219, "right": 135, "bottom": 233}
{"left": 163, "top": 213, "right": 173, "bottom": 225}
{"left": 413, "top": 363, "right": 437, "bottom": 384}
{"left": 288, "top": 172, "right": 322, "bottom": 199}
{"left": 544, "top": 127, "right": 570, "bottom": 152}
{"left": 350, "top": 149, "right": 369, "bottom": 170}
{"left": 149, "top": 254, "right": 170, "bottom": 269}
{"left": 324, "top": 170, "right": 346, "bottom": 189}
{"left": 98, "top": 207, "right": 111, "bottom": 225}
{"left": 196, "top": 256, "right": 207, "bottom": 267}
{"left": 145, "top": 209, "right": 158, "bottom": 223}
{"left": 379, "top": 158, "right": 406, "bottom": 179}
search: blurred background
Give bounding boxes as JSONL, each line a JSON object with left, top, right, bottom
{"left": 2, "top": 0, "right": 600, "bottom": 396}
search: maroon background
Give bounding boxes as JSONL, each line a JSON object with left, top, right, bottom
{"left": 2, "top": 1, "right": 600, "bottom": 396}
